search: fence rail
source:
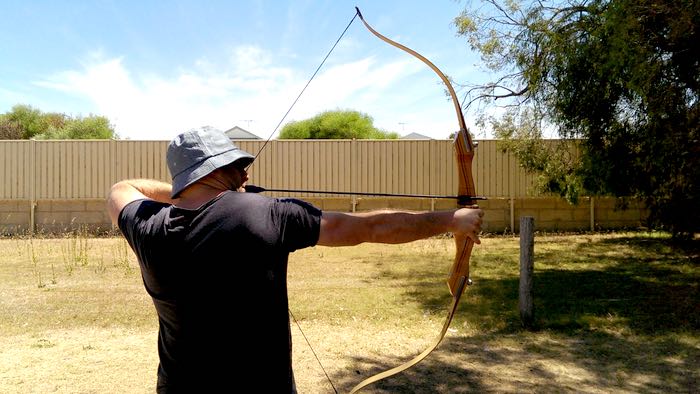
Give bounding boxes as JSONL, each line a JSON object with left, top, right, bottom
{"left": 0, "top": 139, "right": 538, "bottom": 200}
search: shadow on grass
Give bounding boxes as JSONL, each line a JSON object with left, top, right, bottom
{"left": 332, "top": 330, "right": 699, "bottom": 393}
{"left": 333, "top": 235, "right": 699, "bottom": 392}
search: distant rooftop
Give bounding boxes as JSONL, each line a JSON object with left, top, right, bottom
{"left": 400, "top": 132, "right": 431, "bottom": 140}
{"left": 224, "top": 126, "right": 261, "bottom": 140}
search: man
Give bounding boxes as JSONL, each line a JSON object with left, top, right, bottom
{"left": 107, "top": 127, "right": 483, "bottom": 393}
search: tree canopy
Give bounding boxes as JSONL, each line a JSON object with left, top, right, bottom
{"left": 456, "top": 0, "right": 699, "bottom": 236}
{"left": 0, "top": 104, "right": 117, "bottom": 140}
{"left": 278, "top": 110, "right": 398, "bottom": 139}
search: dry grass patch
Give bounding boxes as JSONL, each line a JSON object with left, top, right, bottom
{"left": 0, "top": 232, "right": 698, "bottom": 393}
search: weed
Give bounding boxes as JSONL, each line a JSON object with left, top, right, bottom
{"left": 61, "top": 241, "right": 76, "bottom": 276}
{"left": 113, "top": 238, "right": 135, "bottom": 276}
{"left": 68, "top": 227, "right": 89, "bottom": 266}
{"left": 31, "top": 338, "right": 55, "bottom": 349}
{"left": 27, "top": 238, "right": 44, "bottom": 288}
{"left": 50, "top": 261, "right": 57, "bottom": 285}
{"left": 94, "top": 252, "right": 106, "bottom": 274}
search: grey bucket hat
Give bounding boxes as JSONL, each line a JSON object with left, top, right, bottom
{"left": 167, "top": 126, "right": 255, "bottom": 198}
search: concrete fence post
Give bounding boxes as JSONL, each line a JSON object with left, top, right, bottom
{"left": 29, "top": 139, "right": 36, "bottom": 234}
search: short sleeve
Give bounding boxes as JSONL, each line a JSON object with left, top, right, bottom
{"left": 117, "top": 199, "right": 171, "bottom": 263}
{"left": 271, "top": 198, "right": 322, "bottom": 251}
{"left": 118, "top": 199, "right": 146, "bottom": 245}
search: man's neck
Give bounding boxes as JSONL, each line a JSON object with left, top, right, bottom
{"left": 176, "top": 185, "right": 227, "bottom": 210}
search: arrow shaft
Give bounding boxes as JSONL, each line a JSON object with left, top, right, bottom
{"left": 245, "top": 185, "right": 486, "bottom": 200}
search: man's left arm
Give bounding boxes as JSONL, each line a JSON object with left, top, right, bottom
{"left": 317, "top": 208, "right": 482, "bottom": 247}
{"left": 106, "top": 179, "right": 176, "bottom": 225}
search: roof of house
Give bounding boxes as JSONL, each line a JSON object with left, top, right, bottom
{"left": 224, "top": 126, "right": 262, "bottom": 140}
{"left": 400, "top": 132, "right": 431, "bottom": 140}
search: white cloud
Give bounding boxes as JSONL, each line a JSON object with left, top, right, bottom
{"left": 33, "top": 46, "right": 472, "bottom": 140}
{"left": 34, "top": 49, "right": 292, "bottom": 139}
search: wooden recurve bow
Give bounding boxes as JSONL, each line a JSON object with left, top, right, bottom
{"left": 348, "top": 7, "right": 479, "bottom": 393}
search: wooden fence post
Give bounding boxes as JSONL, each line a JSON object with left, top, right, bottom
{"left": 519, "top": 216, "right": 535, "bottom": 328}
{"left": 590, "top": 197, "right": 595, "bottom": 231}
{"left": 509, "top": 198, "right": 515, "bottom": 233}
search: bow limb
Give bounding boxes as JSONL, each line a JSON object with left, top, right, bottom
{"left": 349, "top": 7, "right": 478, "bottom": 394}
{"left": 354, "top": 7, "right": 467, "bottom": 133}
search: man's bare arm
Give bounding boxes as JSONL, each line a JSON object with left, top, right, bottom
{"left": 318, "top": 208, "right": 483, "bottom": 247}
{"left": 106, "top": 179, "right": 176, "bottom": 225}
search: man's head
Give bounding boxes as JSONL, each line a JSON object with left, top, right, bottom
{"left": 167, "top": 126, "right": 255, "bottom": 198}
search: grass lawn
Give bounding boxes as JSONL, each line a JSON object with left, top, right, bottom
{"left": 0, "top": 232, "right": 698, "bottom": 393}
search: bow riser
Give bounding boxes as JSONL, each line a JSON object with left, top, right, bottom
{"left": 449, "top": 128, "right": 477, "bottom": 295}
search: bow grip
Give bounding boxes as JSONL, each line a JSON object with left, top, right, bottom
{"left": 448, "top": 234, "right": 473, "bottom": 295}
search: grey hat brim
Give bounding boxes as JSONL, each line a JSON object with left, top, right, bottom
{"left": 170, "top": 149, "right": 254, "bottom": 198}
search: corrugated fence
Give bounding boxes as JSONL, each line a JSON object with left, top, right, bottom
{"left": 1, "top": 139, "right": 650, "bottom": 234}
{"left": 0, "top": 139, "right": 537, "bottom": 200}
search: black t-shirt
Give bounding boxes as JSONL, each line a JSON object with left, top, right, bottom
{"left": 118, "top": 191, "right": 321, "bottom": 393}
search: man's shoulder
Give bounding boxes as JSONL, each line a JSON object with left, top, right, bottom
{"left": 124, "top": 198, "right": 171, "bottom": 212}
{"left": 120, "top": 199, "right": 172, "bottom": 224}
{"left": 211, "top": 191, "right": 271, "bottom": 210}
{"left": 222, "top": 192, "right": 321, "bottom": 214}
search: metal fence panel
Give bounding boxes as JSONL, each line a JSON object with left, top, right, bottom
{"left": 0, "top": 139, "right": 540, "bottom": 200}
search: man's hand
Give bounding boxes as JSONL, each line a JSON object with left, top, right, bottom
{"left": 451, "top": 207, "right": 484, "bottom": 244}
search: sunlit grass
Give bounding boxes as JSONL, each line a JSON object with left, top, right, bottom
{"left": 0, "top": 231, "right": 697, "bottom": 393}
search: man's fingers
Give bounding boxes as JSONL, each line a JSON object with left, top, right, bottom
{"left": 471, "top": 208, "right": 483, "bottom": 244}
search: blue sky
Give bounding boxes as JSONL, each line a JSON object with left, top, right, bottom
{"left": 1, "top": 1, "right": 490, "bottom": 140}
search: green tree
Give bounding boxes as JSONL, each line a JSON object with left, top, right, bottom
{"left": 0, "top": 104, "right": 117, "bottom": 139}
{"left": 0, "top": 114, "right": 23, "bottom": 139}
{"left": 3, "top": 104, "right": 48, "bottom": 139}
{"left": 278, "top": 110, "right": 398, "bottom": 139}
{"left": 36, "top": 115, "right": 115, "bottom": 139}
{"left": 456, "top": 0, "right": 699, "bottom": 236}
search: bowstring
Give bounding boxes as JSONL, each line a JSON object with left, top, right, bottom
{"left": 265, "top": 10, "right": 360, "bottom": 394}
{"left": 289, "top": 309, "right": 338, "bottom": 394}
{"left": 247, "top": 9, "right": 359, "bottom": 171}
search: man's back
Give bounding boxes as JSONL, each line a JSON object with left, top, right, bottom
{"left": 118, "top": 191, "right": 321, "bottom": 393}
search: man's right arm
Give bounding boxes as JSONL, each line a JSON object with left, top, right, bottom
{"left": 317, "top": 208, "right": 483, "bottom": 247}
{"left": 106, "top": 179, "right": 177, "bottom": 225}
